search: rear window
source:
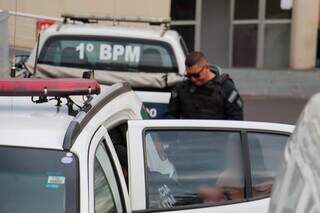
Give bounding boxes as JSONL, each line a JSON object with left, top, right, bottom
{"left": 0, "top": 146, "right": 78, "bottom": 213}
{"left": 38, "top": 35, "right": 178, "bottom": 73}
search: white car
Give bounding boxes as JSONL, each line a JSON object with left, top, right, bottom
{"left": 0, "top": 78, "right": 294, "bottom": 213}
{"left": 268, "top": 93, "right": 320, "bottom": 213}
{"left": 21, "top": 14, "right": 219, "bottom": 118}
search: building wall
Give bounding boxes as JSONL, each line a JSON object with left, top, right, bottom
{"left": 0, "top": 0, "right": 170, "bottom": 49}
{"left": 201, "top": 0, "right": 230, "bottom": 67}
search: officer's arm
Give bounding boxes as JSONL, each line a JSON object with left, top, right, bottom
{"left": 222, "top": 80, "right": 244, "bottom": 120}
{"left": 164, "top": 87, "right": 181, "bottom": 119}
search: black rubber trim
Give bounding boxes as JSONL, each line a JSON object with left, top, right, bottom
{"left": 102, "top": 140, "right": 128, "bottom": 213}
{"left": 63, "top": 82, "right": 132, "bottom": 150}
{"left": 241, "top": 130, "right": 252, "bottom": 198}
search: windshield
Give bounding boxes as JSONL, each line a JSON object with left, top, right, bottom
{"left": 38, "top": 35, "right": 178, "bottom": 73}
{"left": 0, "top": 146, "right": 78, "bottom": 213}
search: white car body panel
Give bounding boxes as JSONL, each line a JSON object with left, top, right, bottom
{"left": 0, "top": 81, "right": 295, "bottom": 213}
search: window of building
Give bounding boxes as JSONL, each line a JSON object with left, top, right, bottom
{"left": 266, "top": 0, "right": 292, "bottom": 19}
{"left": 234, "top": 0, "right": 259, "bottom": 20}
{"left": 171, "top": 0, "right": 196, "bottom": 21}
{"left": 231, "top": 0, "right": 292, "bottom": 68}
{"left": 170, "top": 0, "right": 199, "bottom": 51}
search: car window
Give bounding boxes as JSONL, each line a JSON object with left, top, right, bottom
{"left": 247, "top": 132, "right": 288, "bottom": 198}
{"left": 144, "top": 130, "right": 244, "bottom": 210}
{"left": 38, "top": 35, "right": 178, "bottom": 73}
{"left": 0, "top": 146, "right": 78, "bottom": 213}
{"left": 94, "top": 142, "right": 123, "bottom": 213}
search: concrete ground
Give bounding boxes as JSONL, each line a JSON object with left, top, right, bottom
{"left": 243, "top": 95, "right": 307, "bottom": 125}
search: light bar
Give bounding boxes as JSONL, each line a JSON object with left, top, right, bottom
{"left": 61, "top": 14, "right": 171, "bottom": 26}
{"left": 0, "top": 78, "right": 101, "bottom": 96}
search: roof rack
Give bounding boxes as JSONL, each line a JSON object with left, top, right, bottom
{"left": 61, "top": 14, "right": 171, "bottom": 28}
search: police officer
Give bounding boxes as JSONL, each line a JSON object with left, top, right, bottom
{"left": 166, "top": 51, "right": 243, "bottom": 120}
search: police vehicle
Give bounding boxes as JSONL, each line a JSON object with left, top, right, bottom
{"left": 0, "top": 78, "right": 293, "bottom": 213}
{"left": 268, "top": 93, "right": 320, "bottom": 213}
{"left": 20, "top": 14, "right": 221, "bottom": 118}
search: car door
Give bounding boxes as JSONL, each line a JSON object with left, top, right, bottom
{"left": 88, "top": 126, "right": 131, "bottom": 213}
{"left": 127, "top": 120, "right": 293, "bottom": 213}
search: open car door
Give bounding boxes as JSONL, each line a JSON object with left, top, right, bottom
{"left": 127, "top": 120, "right": 294, "bottom": 213}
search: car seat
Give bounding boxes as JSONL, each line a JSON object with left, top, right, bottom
{"left": 139, "top": 48, "right": 163, "bottom": 71}
{"left": 60, "top": 47, "right": 87, "bottom": 67}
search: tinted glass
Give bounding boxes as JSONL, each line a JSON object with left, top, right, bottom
{"left": 171, "top": 0, "right": 196, "bottom": 20}
{"left": 248, "top": 133, "right": 288, "bottom": 197}
{"left": 94, "top": 159, "right": 116, "bottom": 213}
{"left": 234, "top": 0, "right": 258, "bottom": 20}
{"left": 232, "top": 24, "right": 258, "bottom": 67}
{"left": 171, "top": 25, "right": 195, "bottom": 51}
{"left": 0, "top": 146, "right": 78, "bottom": 213}
{"left": 266, "top": 0, "right": 292, "bottom": 19}
{"left": 95, "top": 143, "right": 123, "bottom": 213}
{"left": 38, "top": 36, "right": 178, "bottom": 73}
{"left": 144, "top": 130, "right": 244, "bottom": 209}
{"left": 264, "top": 24, "right": 290, "bottom": 68}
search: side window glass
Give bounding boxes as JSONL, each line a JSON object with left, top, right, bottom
{"left": 144, "top": 130, "right": 244, "bottom": 209}
{"left": 247, "top": 133, "right": 288, "bottom": 198}
{"left": 94, "top": 142, "right": 123, "bottom": 213}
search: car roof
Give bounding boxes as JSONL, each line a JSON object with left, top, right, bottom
{"left": 0, "top": 97, "right": 73, "bottom": 150}
{"left": 42, "top": 23, "right": 180, "bottom": 41}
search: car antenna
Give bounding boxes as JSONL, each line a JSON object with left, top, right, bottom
{"left": 33, "top": 32, "right": 41, "bottom": 78}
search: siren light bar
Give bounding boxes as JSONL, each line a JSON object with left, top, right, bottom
{"left": 0, "top": 78, "right": 101, "bottom": 96}
{"left": 61, "top": 14, "right": 171, "bottom": 26}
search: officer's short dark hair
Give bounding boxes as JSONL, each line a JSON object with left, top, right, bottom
{"left": 185, "top": 51, "right": 207, "bottom": 68}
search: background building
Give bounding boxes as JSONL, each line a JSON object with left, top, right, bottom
{"left": 1, "top": 0, "right": 319, "bottom": 70}
{"left": 170, "top": 0, "right": 320, "bottom": 70}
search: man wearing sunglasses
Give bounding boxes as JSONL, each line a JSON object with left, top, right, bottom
{"left": 166, "top": 51, "right": 243, "bottom": 120}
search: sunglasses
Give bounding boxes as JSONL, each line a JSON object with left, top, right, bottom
{"left": 186, "top": 66, "right": 205, "bottom": 79}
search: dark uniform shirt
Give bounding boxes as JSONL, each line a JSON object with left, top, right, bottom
{"left": 166, "top": 73, "right": 243, "bottom": 120}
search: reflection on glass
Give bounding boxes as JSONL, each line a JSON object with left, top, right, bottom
{"left": 144, "top": 130, "right": 244, "bottom": 209}
{"left": 266, "top": 0, "right": 292, "bottom": 19}
{"left": 0, "top": 147, "right": 78, "bottom": 213}
{"left": 232, "top": 24, "right": 258, "bottom": 67}
{"left": 171, "top": 25, "right": 195, "bottom": 51}
{"left": 234, "top": 0, "right": 258, "bottom": 20}
{"left": 264, "top": 24, "right": 290, "bottom": 68}
{"left": 171, "top": 0, "right": 196, "bottom": 20}
{"left": 94, "top": 159, "right": 116, "bottom": 213}
{"left": 247, "top": 133, "right": 288, "bottom": 198}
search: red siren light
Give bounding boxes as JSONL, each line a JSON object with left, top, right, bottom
{"left": 0, "top": 78, "right": 101, "bottom": 96}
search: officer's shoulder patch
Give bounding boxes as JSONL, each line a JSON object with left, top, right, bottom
{"left": 227, "top": 90, "right": 238, "bottom": 103}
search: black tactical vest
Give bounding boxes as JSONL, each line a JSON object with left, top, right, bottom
{"left": 177, "top": 78, "right": 225, "bottom": 119}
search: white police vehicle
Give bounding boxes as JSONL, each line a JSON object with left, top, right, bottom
{"left": 0, "top": 78, "right": 293, "bottom": 213}
{"left": 22, "top": 14, "right": 190, "bottom": 118}
{"left": 268, "top": 93, "right": 320, "bottom": 213}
